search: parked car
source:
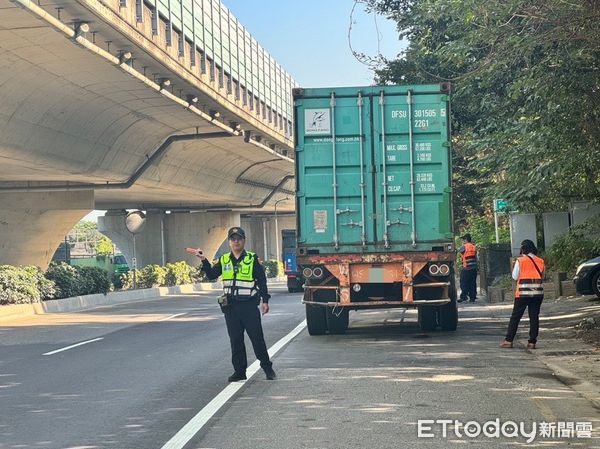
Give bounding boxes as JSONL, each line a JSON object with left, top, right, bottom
{"left": 573, "top": 256, "right": 600, "bottom": 298}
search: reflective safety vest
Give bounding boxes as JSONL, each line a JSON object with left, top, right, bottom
{"left": 462, "top": 242, "right": 478, "bottom": 269}
{"left": 220, "top": 251, "right": 258, "bottom": 300}
{"left": 516, "top": 255, "right": 545, "bottom": 299}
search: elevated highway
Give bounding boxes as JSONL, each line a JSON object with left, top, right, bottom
{"left": 0, "top": 0, "right": 297, "bottom": 267}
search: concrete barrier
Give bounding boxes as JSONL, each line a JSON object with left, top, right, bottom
{"left": 561, "top": 280, "right": 577, "bottom": 297}
{"left": 0, "top": 282, "right": 221, "bottom": 320}
{"left": 486, "top": 287, "right": 506, "bottom": 303}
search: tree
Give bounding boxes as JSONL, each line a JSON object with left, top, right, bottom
{"left": 96, "top": 236, "right": 114, "bottom": 256}
{"left": 365, "top": 0, "right": 600, "bottom": 221}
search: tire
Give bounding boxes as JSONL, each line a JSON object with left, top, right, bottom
{"left": 306, "top": 304, "right": 327, "bottom": 335}
{"left": 592, "top": 271, "right": 600, "bottom": 299}
{"left": 418, "top": 306, "right": 438, "bottom": 331}
{"left": 439, "top": 300, "right": 458, "bottom": 331}
{"left": 326, "top": 308, "right": 349, "bottom": 334}
{"left": 439, "top": 280, "right": 458, "bottom": 331}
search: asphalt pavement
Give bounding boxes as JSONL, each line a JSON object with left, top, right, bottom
{"left": 0, "top": 287, "right": 305, "bottom": 449}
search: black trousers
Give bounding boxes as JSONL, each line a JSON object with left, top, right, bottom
{"left": 459, "top": 269, "right": 478, "bottom": 301}
{"left": 505, "top": 296, "right": 543, "bottom": 343}
{"left": 223, "top": 301, "right": 272, "bottom": 373}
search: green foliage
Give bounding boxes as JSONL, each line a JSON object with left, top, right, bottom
{"left": 24, "top": 266, "right": 57, "bottom": 300}
{"left": 546, "top": 216, "right": 600, "bottom": 273}
{"left": 0, "top": 265, "right": 43, "bottom": 305}
{"left": 46, "top": 262, "right": 83, "bottom": 299}
{"left": 368, "top": 0, "right": 600, "bottom": 217}
{"left": 121, "top": 261, "right": 204, "bottom": 289}
{"left": 45, "top": 262, "right": 112, "bottom": 298}
{"left": 95, "top": 236, "right": 114, "bottom": 256}
{"left": 492, "top": 275, "right": 514, "bottom": 291}
{"left": 78, "top": 266, "right": 112, "bottom": 295}
{"left": 458, "top": 215, "right": 510, "bottom": 247}
{"left": 72, "top": 220, "right": 97, "bottom": 239}
{"left": 164, "top": 261, "right": 195, "bottom": 286}
{"left": 262, "top": 260, "right": 283, "bottom": 278}
{"left": 121, "top": 264, "right": 166, "bottom": 289}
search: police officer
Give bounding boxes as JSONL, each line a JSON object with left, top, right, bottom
{"left": 188, "top": 227, "right": 276, "bottom": 382}
{"left": 458, "top": 233, "right": 478, "bottom": 303}
{"left": 500, "top": 239, "right": 545, "bottom": 349}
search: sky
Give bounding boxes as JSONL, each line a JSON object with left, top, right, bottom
{"left": 83, "top": 1, "right": 404, "bottom": 222}
{"left": 224, "top": 0, "right": 404, "bottom": 87}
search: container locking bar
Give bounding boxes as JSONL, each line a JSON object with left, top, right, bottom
{"left": 330, "top": 92, "right": 339, "bottom": 250}
{"left": 380, "top": 91, "right": 390, "bottom": 248}
{"left": 357, "top": 92, "right": 367, "bottom": 246}
{"left": 407, "top": 90, "right": 418, "bottom": 247}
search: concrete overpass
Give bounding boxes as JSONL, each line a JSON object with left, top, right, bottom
{"left": 0, "top": 0, "right": 297, "bottom": 268}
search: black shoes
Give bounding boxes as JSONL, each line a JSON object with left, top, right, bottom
{"left": 228, "top": 368, "right": 276, "bottom": 382}
{"left": 227, "top": 371, "right": 247, "bottom": 382}
{"left": 264, "top": 366, "right": 277, "bottom": 380}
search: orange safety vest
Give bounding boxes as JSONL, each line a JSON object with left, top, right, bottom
{"left": 515, "top": 255, "right": 545, "bottom": 299}
{"left": 462, "top": 242, "right": 477, "bottom": 269}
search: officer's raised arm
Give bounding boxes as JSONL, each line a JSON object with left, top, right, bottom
{"left": 201, "top": 257, "right": 222, "bottom": 280}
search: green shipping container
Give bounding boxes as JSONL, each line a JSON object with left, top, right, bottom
{"left": 294, "top": 84, "right": 453, "bottom": 254}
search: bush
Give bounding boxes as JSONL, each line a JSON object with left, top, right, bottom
{"left": 262, "top": 260, "right": 283, "bottom": 278}
{"left": 546, "top": 215, "right": 600, "bottom": 273}
{"left": 0, "top": 265, "right": 44, "bottom": 305}
{"left": 45, "top": 262, "right": 112, "bottom": 298}
{"left": 45, "top": 262, "right": 82, "bottom": 299}
{"left": 24, "top": 266, "right": 57, "bottom": 300}
{"left": 491, "top": 274, "right": 514, "bottom": 290}
{"left": 78, "top": 266, "right": 111, "bottom": 295}
{"left": 121, "top": 264, "right": 166, "bottom": 289}
{"left": 164, "top": 261, "right": 195, "bottom": 286}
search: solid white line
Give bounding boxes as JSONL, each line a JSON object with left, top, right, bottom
{"left": 43, "top": 337, "right": 104, "bottom": 356}
{"left": 160, "top": 319, "right": 307, "bottom": 449}
{"left": 158, "top": 313, "right": 187, "bottom": 322}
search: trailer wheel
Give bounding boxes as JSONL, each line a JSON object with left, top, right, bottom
{"left": 439, "top": 277, "right": 459, "bottom": 331}
{"left": 438, "top": 300, "right": 458, "bottom": 331}
{"left": 418, "top": 306, "right": 438, "bottom": 331}
{"left": 306, "top": 304, "right": 327, "bottom": 335}
{"left": 326, "top": 308, "right": 349, "bottom": 334}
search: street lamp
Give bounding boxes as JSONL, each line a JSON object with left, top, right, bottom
{"left": 273, "top": 197, "right": 290, "bottom": 277}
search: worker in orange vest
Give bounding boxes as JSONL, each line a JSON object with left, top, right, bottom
{"left": 458, "top": 233, "right": 478, "bottom": 303}
{"left": 500, "top": 239, "right": 545, "bottom": 349}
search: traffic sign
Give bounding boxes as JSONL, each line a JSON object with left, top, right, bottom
{"left": 494, "top": 199, "right": 510, "bottom": 212}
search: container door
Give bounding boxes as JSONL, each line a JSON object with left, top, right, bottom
{"left": 296, "top": 92, "right": 376, "bottom": 248}
{"left": 372, "top": 90, "right": 451, "bottom": 245}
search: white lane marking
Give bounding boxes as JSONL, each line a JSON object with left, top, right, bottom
{"left": 43, "top": 337, "right": 104, "bottom": 356}
{"left": 160, "top": 319, "right": 307, "bottom": 449}
{"left": 158, "top": 313, "right": 187, "bottom": 322}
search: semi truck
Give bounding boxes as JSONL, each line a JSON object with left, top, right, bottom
{"left": 294, "top": 83, "right": 457, "bottom": 335}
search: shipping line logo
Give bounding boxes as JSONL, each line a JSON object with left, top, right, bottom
{"left": 418, "top": 419, "right": 593, "bottom": 443}
{"left": 305, "top": 109, "right": 331, "bottom": 135}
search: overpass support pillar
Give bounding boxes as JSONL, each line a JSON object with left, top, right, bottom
{"left": 98, "top": 210, "right": 240, "bottom": 268}
{"left": 0, "top": 190, "right": 94, "bottom": 269}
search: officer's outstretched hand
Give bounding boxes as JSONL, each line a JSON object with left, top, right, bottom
{"left": 185, "top": 247, "right": 206, "bottom": 260}
{"left": 261, "top": 303, "right": 269, "bottom": 315}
